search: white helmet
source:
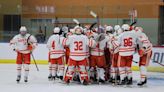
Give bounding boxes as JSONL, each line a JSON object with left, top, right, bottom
{"left": 121, "top": 24, "right": 130, "bottom": 31}
{"left": 83, "top": 28, "right": 88, "bottom": 34}
{"left": 135, "top": 27, "right": 143, "bottom": 34}
{"left": 53, "top": 27, "right": 60, "bottom": 33}
{"left": 70, "top": 29, "right": 75, "bottom": 34}
{"left": 93, "top": 28, "right": 98, "bottom": 33}
{"left": 62, "top": 26, "right": 68, "bottom": 33}
{"left": 20, "top": 26, "right": 27, "bottom": 32}
{"left": 116, "top": 28, "right": 123, "bottom": 35}
{"left": 74, "top": 26, "right": 83, "bottom": 35}
{"left": 106, "top": 26, "right": 113, "bottom": 32}
{"left": 114, "top": 25, "right": 121, "bottom": 31}
{"left": 105, "top": 26, "right": 113, "bottom": 34}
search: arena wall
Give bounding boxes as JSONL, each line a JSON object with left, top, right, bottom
{"left": 0, "top": 43, "right": 163, "bottom": 72}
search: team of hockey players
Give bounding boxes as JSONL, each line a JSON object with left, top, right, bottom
{"left": 10, "top": 23, "right": 152, "bottom": 86}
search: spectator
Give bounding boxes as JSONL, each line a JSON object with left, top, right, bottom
{"left": 35, "top": 28, "right": 45, "bottom": 43}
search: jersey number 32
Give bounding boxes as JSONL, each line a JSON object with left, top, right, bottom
{"left": 74, "top": 41, "right": 83, "bottom": 51}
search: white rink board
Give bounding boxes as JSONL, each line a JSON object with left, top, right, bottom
{"left": 0, "top": 43, "right": 164, "bottom": 67}
{"left": 0, "top": 43, "right": 49, "bottom": 60}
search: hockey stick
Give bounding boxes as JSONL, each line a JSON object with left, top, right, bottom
{"left": 90, "top": 11, "right": 97, "bottom": 19}
{"left": 27, "top": 35, "right": 39, "bottom": 71}
{"left": 63, "top": 60, "right": 68, "bottom": 80}
{"left": 90, "top": 10, "right": 101, "bottom": 55}
{"left": 90, "top": 11, "right": 102, "bottom": 34}
{"left": 90, "top": 11, "right": 99, "bottom": 28}
{"left": 152, "top": 59, "right": 164, "bottom": 67}
{"left": 133, "top": 59, "right": 164, "bottom": 66}
{"left": 133, "top": 60, "right": 138, "bottom": 64}
{"left": 155, "top": 61, "right": 164, "bottom": 67}
{"left": 62, "top": 49, "right": 68, "bottom": 80}
{"left": 73, "top": 19, "right": 80, "bottom": 26}
{"left": 89, "top": 22, "right": 97, "bottom": 30}
{"left": 130, "top": 21, "right": 137, "bottom": 26}
{"left": 129, "top": 9, "right": 137, "bottom": 29}
{"left": 31, "top": 53, "right": 39, "bottom": 71}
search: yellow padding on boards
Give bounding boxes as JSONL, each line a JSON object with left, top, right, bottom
{"left": 0, "top": 59, "right": 164, "bottom": 72}
{"left": 0, "top": 59, "right": 48, "bottom": 64}
{"left": 132, "top": 66, "right": 164, "bottom": 72}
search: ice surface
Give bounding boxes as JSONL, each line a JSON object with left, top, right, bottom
{"left": 0, "top": 64, "right": 164, "bottom": 92}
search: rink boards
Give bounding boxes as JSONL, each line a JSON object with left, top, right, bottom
{"left": 0, "top": 43, "right": 164, "bottom": 72}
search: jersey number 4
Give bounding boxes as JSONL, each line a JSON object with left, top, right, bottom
{"left": 124, "top": 37, "right": 132, "bottom": 47}
{"left": 74, "top": 41, "right": 83, "bottom": 51}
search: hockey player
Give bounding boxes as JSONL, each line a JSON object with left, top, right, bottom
{"left": 48, "top": 52, "right": 53, "bottom": 80}
{"left": 63, "top": 28, "right": 74, "bottom": 64}
{"left": 113, "top": 25, "right": 121, "bottom": 36}
{"left": 135, "top": 27, "right": 152, "bottom": 86}
{"left": 104, "top": 26, "right": 114, "bottom": 81}
{"left": 47, "top": 27, "right": 65, "bottom": 81}
{"left": 112, "top": 24, "right": 139, "bottom": 85}
{"left": 10, "top": 26, "right": 37, "bottom": 83}
{"left": 90, "top": 27, "right": 108, "bottom": 83}
{"left": 63, "top": 26, "right": 96, "bottom": 85}
{"left": 107, "top": 26, "right": 122, "bottom": 84}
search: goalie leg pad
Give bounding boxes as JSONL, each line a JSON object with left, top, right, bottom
{"left": 79, "top": 65, "right": 89, "bottom": 83}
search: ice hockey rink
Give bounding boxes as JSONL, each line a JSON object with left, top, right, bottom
{"left": 0, "top": 64, "right": 164, "bottom": 92}
{"left": 0, "top": 0, "right": 164, "bottom": 92}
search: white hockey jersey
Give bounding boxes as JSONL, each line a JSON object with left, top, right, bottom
{"left": 108, "top": 34, "right": 119, "bottom": 54}
{"left": 91, "top": 35, "right": 108, "bottom": 56}
{"left": 10, "top": 33, "right": 37, "bottom": 54}
{"left": 113, "top": 31, "right": 139, "bottom": 56}
{"left": 62, "top": 34, "right": 96, "bottom": 61}
{"left": 47, "top": 34, "right": 65, "bottom": 59}
{"left": 137, "top": 32, "right": 152, "bottom": 53}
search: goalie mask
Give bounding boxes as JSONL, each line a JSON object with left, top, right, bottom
{"left": 74, "top": 26, "right": 83, "bottom": 35}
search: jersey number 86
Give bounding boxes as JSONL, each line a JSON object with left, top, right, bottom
{"left": 123, "top": 37, "right": 132, "bottom": 47}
